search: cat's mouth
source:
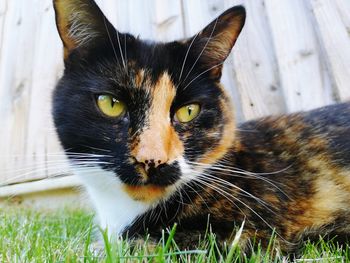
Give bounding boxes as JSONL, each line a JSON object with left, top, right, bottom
{"left": 121, "top": 161, "right": 182, "bottom": 203}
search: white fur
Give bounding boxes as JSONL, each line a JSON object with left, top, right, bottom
{"left": 74, "top": 166, "right": 150, "bottom": 235}
{"left": 177, "top": 157, "right": 195, "bottom": 183}
{"left": 73, "top": 157, "right": 194, "bottom": 236}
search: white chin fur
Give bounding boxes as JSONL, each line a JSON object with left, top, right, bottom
{"left": 72, "top": 157, "right": 192, "bottom": 236}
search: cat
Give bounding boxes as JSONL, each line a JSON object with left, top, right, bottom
{"left": 52, "top": 0, "right": 350, "bottom": 253}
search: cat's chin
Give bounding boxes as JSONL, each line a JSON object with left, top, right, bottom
{"left": 122, "top": 183, "right": 176, "bottom": 204}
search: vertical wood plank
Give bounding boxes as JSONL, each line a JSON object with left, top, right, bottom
{"left": 25, "top": 0, "right": 67, "bottom": 182}
{"left": 181, "top": 0, "right": 225, "bottom": 37}
{"left": 96, "top": 0, "right": 154, "bottom": 39}
{"left": 0, "top": 0, "right": 67, "bottom": 185}
{"left": 335, "top": 0, "right": 350, "bottom": 30}
{"left": 225, "top": 0, "right": 287, "bottom": 120}
{"left": 0, "top": 0, "right": 35, "bottom": 184}
{"left": 265, "top": 0, "right": 335, "bottom": 112}
{"left": 309, "top": 0, "right": 350, "bottom": 101}
{"left": 153, "top": 0, "right": 184, "bottom": 42}
{"left": 120, "top": 0, "right": 155, "bottom": 40}
{"left": 0, "top": 1, "right": 7, "bottom": 43}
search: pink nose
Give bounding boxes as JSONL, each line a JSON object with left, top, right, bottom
{"left": 135, "top": 147, "right": 168, "bottom": 170}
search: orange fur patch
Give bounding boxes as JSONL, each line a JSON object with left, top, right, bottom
{"left": 307, "top": 162, "right": 350, "bottom": 222}
{"left": 283, "top": 156, "right": 350, "bottom": 238}
{"left": 123, "top": 185, "right": 167, "bottom": 203}
{"left": 132, "top": 72, "right": 184, "bottom": 164}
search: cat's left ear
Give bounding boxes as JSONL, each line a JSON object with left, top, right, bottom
{"left": 53, "top": 0, "right": 117, "bottom": 60}
{"left": 190, "top": 6, "right": 246, "bottom": 80}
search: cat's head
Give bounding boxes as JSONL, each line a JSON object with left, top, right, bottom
{"left": 53, "top": 0, "right": 245, "bottom": 203}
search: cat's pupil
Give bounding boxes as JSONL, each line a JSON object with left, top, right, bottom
{"left": 187, "top": 106, "right": 193, "bottom": 116}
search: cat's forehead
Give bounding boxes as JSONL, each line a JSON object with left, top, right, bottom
{"left": 88, "top": 39, "right": 219, "bottom": 102}
{"left": 130, "top": 67, "right": 176, "bottom": 99}
{"left": 100, "top": 43, "right": 181, "bottom": 93}
{"left": 131, "top": 65, "right": 174, "bottom": 87}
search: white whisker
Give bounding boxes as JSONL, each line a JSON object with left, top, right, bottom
{"left": 178, "top": 32, "right": 199, "bottom": 81}
{"left": 182, "top": 62, "right": 224, "bottom": 91}
{"left": 188, "top": 160, "right": 291, "bottom": 199}
{"left": 195, "top": 172, "right": 276, "bottom": 215}
{"left": 103, "top": 17, "right": 122, "bottom": 70}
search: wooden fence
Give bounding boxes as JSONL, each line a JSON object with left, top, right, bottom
{"left": 0, "top": 0, "right": 349, "bottom": 187}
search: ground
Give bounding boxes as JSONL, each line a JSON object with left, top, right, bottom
{"left": 0, "top": 208, "right": 348, "bottom": 262}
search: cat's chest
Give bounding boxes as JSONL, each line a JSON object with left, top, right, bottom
{"left": 74, "top": 167, "right": 151, "bottom": 235}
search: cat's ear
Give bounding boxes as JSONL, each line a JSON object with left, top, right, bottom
{"left": 53, "top": 0, "right": 116, "bottom": 59}
{"left": 190, "top": 6, "right": 246, "bottom": 80}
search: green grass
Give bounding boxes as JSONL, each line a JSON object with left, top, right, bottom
{"left": 0, "top": 208, "right": 348, "bottom": 262}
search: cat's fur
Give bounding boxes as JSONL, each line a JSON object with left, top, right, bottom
{"left": 52, "top": 0, "right": 350, "bottom": 253}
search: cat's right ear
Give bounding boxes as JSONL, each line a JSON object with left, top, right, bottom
{"left": 53, "top": 0, "right": 116, "bottom": 60}
{"left": 187, "top": 6, "right": 246, "bottom": 80}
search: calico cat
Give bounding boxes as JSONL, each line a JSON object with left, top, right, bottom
{"left": 52, "top": 0, "right": 350, "bottom": 253}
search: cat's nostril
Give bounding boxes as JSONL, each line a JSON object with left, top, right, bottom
{"left": 134, "top": 156, "right": 167, "bottom": 169}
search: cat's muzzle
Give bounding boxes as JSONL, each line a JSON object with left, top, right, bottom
{"left": 135, "top": 161, "right": 181, "bottom": 186}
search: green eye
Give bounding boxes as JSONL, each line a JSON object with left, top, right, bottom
{"left": 175, "top": 103, "right": 201, "bottom": 123}
{"left": 97, "top": 95, "right": 126, "bottom": 117}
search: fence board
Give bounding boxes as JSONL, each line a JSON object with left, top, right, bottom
{"left": 226, "top": 0, "right": 286, "bottom": 120}
{"left": 265, "top": 0, "right": 335, "bottom": 112}
{"left": 309, "top": 0, "right": 350, "bottom": 101}
{"left": 0, "top": 1, "right": 7, "bottom": 43}
{"left": 0, "top": 0, "right": 36, "bottom": 184}
{"left": 25, "top": 0, "right": 66, "bottom": 182}
{"left": 154, "top": 0, "right": 184, "bottom": 42}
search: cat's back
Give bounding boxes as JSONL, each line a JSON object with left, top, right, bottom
{"left": 304, "top": 101, "right": 350, "bottom": 128}
{"left": 237, "top": 102, "right": 350, "bottom": 167}
{"left": 235, "top": 102, "right": 350, "bottom": 201}
{"left": 303, "top": 102, "right": 350, "bottom": 166}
